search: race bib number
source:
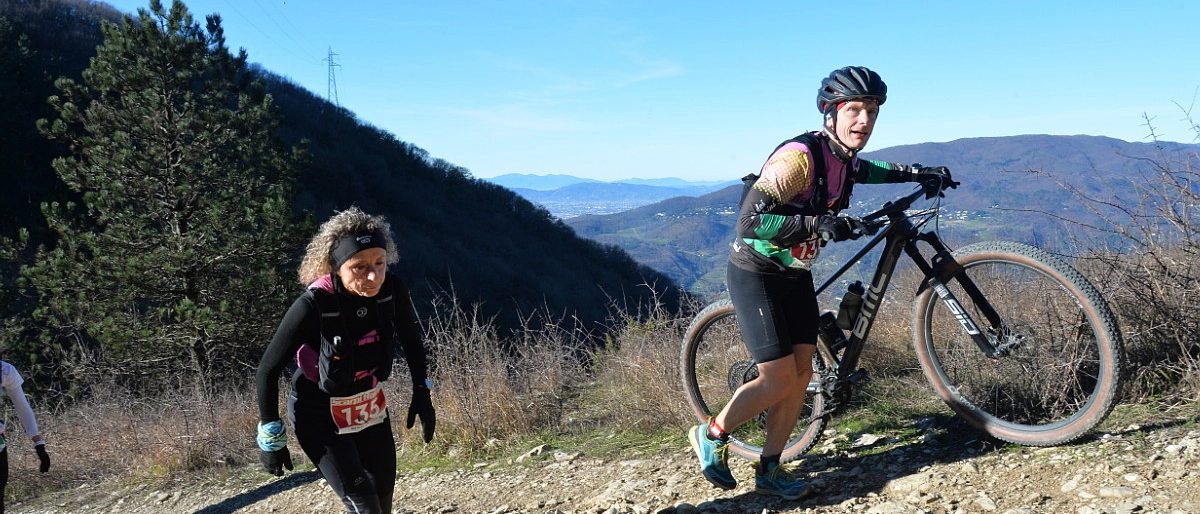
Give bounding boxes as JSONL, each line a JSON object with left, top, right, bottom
{"left": 330, "top": 384, "right": 388, "bottom": 434}
{"left": 788, "top": 239, "right": 821, "bottom": 267}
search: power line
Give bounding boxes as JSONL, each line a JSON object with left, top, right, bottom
{"left": 214, "top": 0, "right": 322, "bottom": 65}
{"left": 248, "top": 0, "right": 323, "bottom": 60}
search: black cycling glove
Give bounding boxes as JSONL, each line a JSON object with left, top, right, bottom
{"left": 259, "top": 447, "right": 293, "bottom": 476}
{"left": 811, "top": 215, "right": 868, "bottom": 242}
{"left": 35, "top": 443, "right": 50, "bottom": 473}
{"left": 910, "top": 164, "right": 960, "bottom": 196}
{"left": 406, "top": 386, "right": 436, "bottom": 443}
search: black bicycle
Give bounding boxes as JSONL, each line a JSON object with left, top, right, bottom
{"left": 679, "top": 177, "right": 1124, "bottom": 463}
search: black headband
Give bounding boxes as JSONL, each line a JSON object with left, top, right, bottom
{"left": 329, "top": 229, "right": 387, "bottom": 270}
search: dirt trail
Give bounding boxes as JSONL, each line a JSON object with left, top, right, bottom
{"left": 12, "top": 417, "right": 1200, "bottom": 514}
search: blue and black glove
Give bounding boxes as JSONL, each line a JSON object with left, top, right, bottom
{"left": 406, "top": 384, "right": 436, "bottom": 443}
{"left": 257, "top": 420, "right": 294, "bottom": 476}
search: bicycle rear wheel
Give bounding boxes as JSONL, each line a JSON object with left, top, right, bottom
{"left": 679, "top": 297, "right": 827, "bottom": 463}
{"left": 912, "top": 241, "right": 1123, "bottom": 446}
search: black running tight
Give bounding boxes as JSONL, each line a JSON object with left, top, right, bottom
{"left": 290, "top": 400, "right": 396, "bottom": 514}
{"left": 0, "top": 447, "right": 7, "bottom": 514}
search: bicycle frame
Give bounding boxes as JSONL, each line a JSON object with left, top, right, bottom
{"left": 808, "top": 185, "right": 1006, "bottom": 403}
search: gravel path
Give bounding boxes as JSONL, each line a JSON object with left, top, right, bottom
{"left": 12, "top": 416, "right": 1199, "bottom": 514}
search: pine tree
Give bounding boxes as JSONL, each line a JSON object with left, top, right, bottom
{"left": 30, "top": 0, "right": 309, "bottom": 388}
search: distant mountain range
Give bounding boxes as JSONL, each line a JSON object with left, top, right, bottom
{"left": 485, "top": 175, "right": 737, "bottom": 217}
{"left": 487, "top": 173, "right": 732, "bottom": 191}
{"left": 558, "top": 134, "right": 1200, "bottom": 295}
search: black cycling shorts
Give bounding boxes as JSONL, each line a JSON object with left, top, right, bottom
{"left": 726, "top": 263, "right": 819, "bottom": 363}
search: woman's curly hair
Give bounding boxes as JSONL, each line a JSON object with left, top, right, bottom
{"left": 297, "top": 206, "right": 400, "bottom": 286}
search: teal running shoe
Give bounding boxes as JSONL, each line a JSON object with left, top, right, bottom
{"left": 688, "top": 421, "right": 736, "bottom": 490}
{"left": 755, "top": 461, "right": 812, "bottom": 500}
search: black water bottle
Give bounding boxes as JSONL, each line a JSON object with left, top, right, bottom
{"left": 836, "top": 281, "right": 865, "bottom": 330}
{"left": 818, "top": 311, "right": 848, "bottom": 353}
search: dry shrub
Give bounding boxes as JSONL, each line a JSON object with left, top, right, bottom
{"left": 415, "top": 294, "right": 586, "bottom": 453}
{"left": 7, "top": 381, "right": 258, "bottom": 503}
{"left": 1078, "top": 246, "right": 1200, "bottom": 401}
{"left": 582, "top": 297, "right": 697, "bottom": 432}
{"left": 1065, "top": 116, "right": 1200, "bottom": 403}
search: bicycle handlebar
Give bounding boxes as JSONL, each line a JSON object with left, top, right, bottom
{"left": 860, "top": 176, "right": 957, "bottom": 226}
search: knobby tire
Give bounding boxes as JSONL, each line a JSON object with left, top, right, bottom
{"left": 912, "top": 241, "right": 1124, "bottom": 446}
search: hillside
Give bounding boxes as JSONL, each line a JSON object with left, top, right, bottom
{"left": 0, "top": 0, "right": 685, "bottom": 341}
{"left": 567, "top": 135, "right": 1200, "bottom": 294}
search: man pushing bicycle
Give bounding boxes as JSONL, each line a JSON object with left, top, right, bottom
{"left": 688, "top": 66, "right": 954, "bottom": 500}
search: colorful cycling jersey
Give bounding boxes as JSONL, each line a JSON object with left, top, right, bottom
{"left": 730, "top": 131, "right": 912, "bottom": 275}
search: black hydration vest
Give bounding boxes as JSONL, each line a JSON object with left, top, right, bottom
{"left": 306, "top": 286, "right": 396, "bottom": 396}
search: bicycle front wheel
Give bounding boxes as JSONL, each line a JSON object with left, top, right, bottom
{"left": 679, "top": 297, "right": 827, "bottom": 463}
{"left": 912, "top": 241, "right": 1123, "bottom": 446}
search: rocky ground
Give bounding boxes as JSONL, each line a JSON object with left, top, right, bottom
{"left": 11, "top": 415, "right": 1200, "bottom": 514}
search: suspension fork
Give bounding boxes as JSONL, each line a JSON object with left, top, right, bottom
{"left": 908, "top": 232, "right": 1007, "bottom": 358}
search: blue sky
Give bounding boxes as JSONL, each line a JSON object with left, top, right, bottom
{"left": 100, "top": 1, "right": 1200, "bottom": 181}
